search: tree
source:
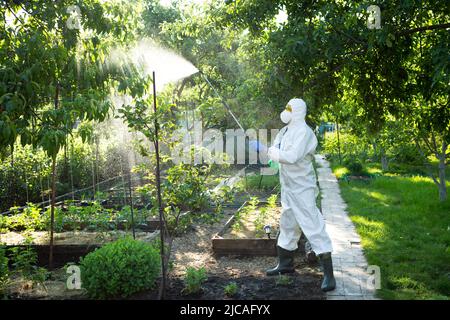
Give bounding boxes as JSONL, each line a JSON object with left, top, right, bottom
{"left": 217, "top": 0, "right": 449, "bottom": 200}
{"left": 0, "top": 0, "right": 145, "bottom": 265}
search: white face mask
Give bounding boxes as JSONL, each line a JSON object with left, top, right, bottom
{"left": 280, "top": 110, "right": 292, "bottom": 124}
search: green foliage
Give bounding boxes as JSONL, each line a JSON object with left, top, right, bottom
{"left": 182, "top": 267, "right": 208, "bottom": 295}
{"left": 254, "top": 207, "right": 269, "bottom": 238}
{"left": 244, "top": 174, "right": 280, "bottom": 191}
{"left": 232, "top": 196, "right": 259, "bottom": 232}
{"left": 267, "top": 194, "right": 278, "bottom": 209}
{"left": 163, "top": 207, "right": 192, "bottom": 235}
{"left": 345, "top": 160, "right": 366, "bottom": 176}
{"left": 0, "top": 246, "right": 8, "bottom": 295}
{"left": 0, "top": 145, "right": 51, "bottom": 211}
{"left": 163, "top": 164, "right": 211, "bottom": 211}
{"left": 322, "top": 131, "right": 370, "bottom": 163}
{"left": 390, "top": 143, "right": 423, "bottom": 165}
{"left": 9, "top": 243, "right": 48, "bottom": 287}
{"left": 0, "top": 137, "right": 129, "bottom": 212}
{"left": 5, "top": 203, "right": 45, "bottom": 232}
{"left": 210, "top": 185, "right": 235, "bottom": 215}
{"left": 223, "top": 281, "right": 239, "bottom": 297}
{"left": 0, "top": 202, "right": 150, "bottom": 233}
{"left": 0, "top": 0, "right": 143, "bottom": 157}
{"left": 80, "top": 237, "right": 161, "bottom": 299}
{"left": 276, "top": 274, "right": 293, "bottom": 287}
{"left": 254, "top": 196, "right": 278, "bottom": 238}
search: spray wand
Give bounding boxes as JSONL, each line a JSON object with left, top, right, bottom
{"left": 199, "top": 71, "right": 279, "bottom": 170}
{"left": 200, "top": 72, "right": 245, "bottom": 132}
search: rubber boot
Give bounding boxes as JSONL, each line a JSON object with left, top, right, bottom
{"left": 319, "top": 252, "right": 336, "bottom": 292}
{"left": 266, "top": 246, "right": 295, "bottom": 276}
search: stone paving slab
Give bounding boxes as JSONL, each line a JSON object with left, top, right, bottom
{"left": 315, "top": 154, "right": 379, "bottom": 300}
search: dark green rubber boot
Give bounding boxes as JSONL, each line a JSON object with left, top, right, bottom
{"left": 319, "top": 252, "right": 336, "bottom": 292}
{"left": 266, "top": 246, "right": 295, "bottom": 276}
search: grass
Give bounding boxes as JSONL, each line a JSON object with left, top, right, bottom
{"left": 242, "top": 173, "right": 280, "bottom": 191}
{"left": 331, "top": 161, "right": 450, "bottom": 299}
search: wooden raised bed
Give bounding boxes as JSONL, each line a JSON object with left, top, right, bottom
{"left": 5, "top": 244, "right": 99, "bottom": 268}
{"left": 1, "top": 229, "right": 161, "bottom": 268}
{"left": 212, "top": 201, "right": 280, "bottom": 256}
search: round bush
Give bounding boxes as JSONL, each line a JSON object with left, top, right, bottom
{"left": 345, "top": 161, "right": 364, "bottom": 175}
{"left": 80, "top": 237, "right": 160, "bottom": 299}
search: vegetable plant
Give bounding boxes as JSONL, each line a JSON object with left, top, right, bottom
{"left": 182, "top": 267, "right": 208, "bottom": 295}
{"left": 223, "top": 282, "right": 239, "bottom": 297}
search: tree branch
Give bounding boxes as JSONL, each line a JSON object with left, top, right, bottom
{"left": 302, "top": 48, "right": 367, "bottom": 92}
{"left": 327, "top": 23, "right": 366, "bottom": 46}
{"left": 415, "top": 138, "right": 439, "bottom": 186}
{"left": 5, "top": 2, "right": 25, "bottom": 25}
{"left": 421, "top": 134, "right": 438, "bottom": 158}
{"left": 398, "top": 23, "right": 450, "bottom": 36}
{"left": 431, "top": 130, "right": 440, "bottom": 158}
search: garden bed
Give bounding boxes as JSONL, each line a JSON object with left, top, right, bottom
{"left": 212, "top": 197, "right": 282, "bottom": 256}
{"left": 1, "top": 230, "right": 159, "bottom": 268}
{"left": 0, "top": 201, "right": 155, "bottom": 233}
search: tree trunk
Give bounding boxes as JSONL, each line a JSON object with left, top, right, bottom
{"left": 49, "top": 82, "right": 59, "bottom": 269}
{"left": 153, "top": 72, "right": 166, "bottom": 300}
{"left": 380, "top": 147, "right": 389, "bottom": 171}
{"left": 49, "top": 155, "right": 57, "bottom": 269}
{"left": 336, "top": 121, "right": 342, "bottom": 164}
{"left": 438, "top": 142, "right": 447, "bottom": 202}
{"left": 372, "top": 141, "right": 378, "bottom": 162}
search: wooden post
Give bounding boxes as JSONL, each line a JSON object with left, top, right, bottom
{"left": 127, "top": 170, "right": 136, "bottom": 239}
{"left": 49, "top": 82, "right": 60, "bottom": 269}
{"left": 336, "top": 120, "right": 342, "bottom": 165}
{"left": 153, "top": 71, "right": 166, "bottom": 300}
{"left": 49, "top": 155, "right": 57, "bottom": 269}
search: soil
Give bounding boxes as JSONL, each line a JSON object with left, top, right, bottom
{"left": 138, "top": 203, "right": 324, "bottom": 300}
{"left": 137, "top": 263, "right": 324, "bottom": 300}
{"left": 224, "top": 206, "right": 281, "bottom": 239}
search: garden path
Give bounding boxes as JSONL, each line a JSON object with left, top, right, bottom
{"left": 315, "top": 155, "right": 379, "bottom": 300}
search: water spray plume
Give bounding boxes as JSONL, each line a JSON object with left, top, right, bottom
{"left": 108, "top": 39, "right": 199, "bottom": 91}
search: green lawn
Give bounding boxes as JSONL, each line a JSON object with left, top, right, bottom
{"left": 242, "top": 173, "right": 280, "bottom": 192}
{"left": 332, "top": 162, "right": 450, "bottom": 300}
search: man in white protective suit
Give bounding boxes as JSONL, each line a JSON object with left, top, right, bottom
{"left": 266, "top": 98, "right": 336, "bottom": 292}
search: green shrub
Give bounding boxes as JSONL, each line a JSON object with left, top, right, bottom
{"left": 224, "top": 282, "right": 239, "bottom": 297}
{"left": 8, "top": 244, "right": 48, "bottom": 287}
{"left": 80, "top": 237, "right": 160, "bottom": 299}
{"left": 390, "top": 143, "right": 423, "bottom": 165}
{"left": 183, "top": 267, "right": 207, "bottom": 295}
{"left": 322, "top": 131, "right": 370, "bottom": 163}
{"left": 0, "top": 247, "right": 8, "bottom": 293}
{"left": 345, "top": 160, "right": 365, "bottom": 175}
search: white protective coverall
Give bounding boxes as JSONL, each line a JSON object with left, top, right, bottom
{"left": 268, "top": 98, "right": 333, "bottom": 255}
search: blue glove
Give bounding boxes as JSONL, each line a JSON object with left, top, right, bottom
{"left": 249, "top": 140, "right": 267, "bottom": 153}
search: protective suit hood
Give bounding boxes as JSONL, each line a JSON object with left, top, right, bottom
{"left": 286, "top": 98, "right": 307, "bottom": 125}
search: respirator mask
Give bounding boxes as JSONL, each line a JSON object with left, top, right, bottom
{"left": 280, "top": 104, "right": 293, "bottom": 124}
